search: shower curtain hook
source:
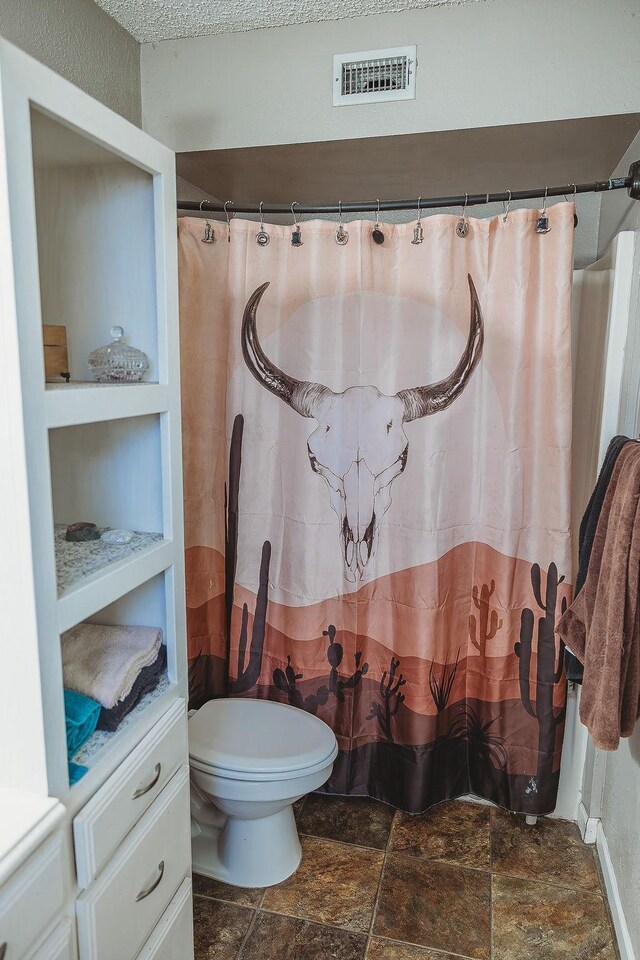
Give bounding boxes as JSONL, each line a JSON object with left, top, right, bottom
{"left": 372, "top": 198, "right": 385, "bottom": 244}
{"left": 563, "top": 183, "right": 579, "bottom": 228}
{"left": 224, "top": 200, "right": 233, "bottom": 242}
{"left": 335, "top": 200, "right": 349, "bottom": 245}
{"left": 412, "top": 197, "right": 424, "bottom": 244}
{"left": 256, "top": 202, "right": 270, "bottom": 246}
{"left": 502, "top": 190, "right": 512, "bottom": 223}
{"left": 536, "top": 186, "right": 551, "bottom": 234}
{"left": 290, "top": 202, "right": 303, "bottom": 247}
{"left": 200, "top": 200, "right": 215, "bottom": 243}
{"left": 456, "top": 193, "right": 470, "bottom": 237}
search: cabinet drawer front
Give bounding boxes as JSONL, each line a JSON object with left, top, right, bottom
{"left": 136, "top": 878, "right": 193, "bottom": 960}
{"left": 76, "top": 766, "right": 191, "bottom": 960}
{"left": 27, "top": 920, "right": 77, "bottom": 960}
{"left": 74, "top": 699, "right": 187, "bottom": 888}
{"left": 0, "top": 834, "right": 66, "bottom": 959}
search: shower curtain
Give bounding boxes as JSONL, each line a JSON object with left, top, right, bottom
{"left": 179, "top": 205, "right": 575, "bottom": 815}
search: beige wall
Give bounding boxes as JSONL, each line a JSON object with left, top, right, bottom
{"left": 599, "top": 131, "right": 640, "bottom": 256}
{"left": 141, "top": 0, "right": 639, "bottom": 152}
{"left": 0, "top": 0, "right": 141, "bottom": 125}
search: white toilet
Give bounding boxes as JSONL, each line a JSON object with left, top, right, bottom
{"left": 189, "top": 698, "right": 338, "bottom": 887}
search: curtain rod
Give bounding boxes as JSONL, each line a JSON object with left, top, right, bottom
{"left": 177, "top": 162, "right": 640, "bottom": 215}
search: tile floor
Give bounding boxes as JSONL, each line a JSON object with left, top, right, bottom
{"left": 192, "top": 794, "right": 619, "bottom": 960}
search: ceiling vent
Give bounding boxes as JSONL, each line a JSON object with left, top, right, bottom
{"left": 333, "top": 46, "right": 417, "bottom": 106}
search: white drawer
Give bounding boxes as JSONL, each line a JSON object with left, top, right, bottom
{"left": 76, "top": 766, "right": 191, "bottom": 960}
{"left": 136, "top": 878, "right": 193, "bottom": 960}
{"left": 0, "top": 833, "right": 66, "bottom": 959}
{"left": 74, "top": 699, "right": 187, "bottom": 888}
{"left": 27, "top": 920, "right": 77, "bottom": 960}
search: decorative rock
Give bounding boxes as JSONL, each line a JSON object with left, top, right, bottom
{"left": 101, "top": 528, "right": 134, "bottom": 545}
{"left": 65, "top": 522, "right": 100, "bottom": 542}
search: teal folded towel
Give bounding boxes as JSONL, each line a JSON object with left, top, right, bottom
{"left": 64, "top": 688, "right": 101, "bottom": 759}
{"left": 68, "top": 761, "right": 89, "bottom": 784}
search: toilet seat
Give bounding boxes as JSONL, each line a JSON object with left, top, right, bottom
{"left": 189, "top": 698, "right": 338, "bottom": 780}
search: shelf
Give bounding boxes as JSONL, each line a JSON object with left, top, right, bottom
{"left": 56, "top": 530, "right": 176, "bottom": 633}
{"left": 46, "top": 382, "right": 169, "bottom": 428}
{"left": 31, "top": 108, "right": 160, "bottom": 390}
{"left": 71, "top": 673, "right": 171, "bottom": 773}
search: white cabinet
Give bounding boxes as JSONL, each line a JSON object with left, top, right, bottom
{"left": 137, "top": 879, "right": 194, "bottom": 960}
{"left": 0, "top": 35, "right": 193, "bottom": 960}
{"left": 0, "top": 832, "right": 68, "bottom": 960}
{"left": 76, "top": 767, "right": 191, "bottom": 960}
{"left": 73, "top": 699, "right": 188, "bottom": 888}
{"left": 27, "top": 921, "right": 77, "bottom": 960}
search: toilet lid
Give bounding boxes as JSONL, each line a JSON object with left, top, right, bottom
{"left": 189, "top": 698, "right": 338, "bottom": 775}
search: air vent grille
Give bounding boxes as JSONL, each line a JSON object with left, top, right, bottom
{"left": 341, "top": 55, "right": 409, "bottom": 96}
{"left": 333, "top": 46, "right": 416, "bottom": 106}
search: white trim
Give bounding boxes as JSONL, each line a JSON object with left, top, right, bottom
{"left": 577, "top": 800, "right": 599, "bottom": 844}
{"left": 596, "top": 822, "right": 636, "bottom": 960}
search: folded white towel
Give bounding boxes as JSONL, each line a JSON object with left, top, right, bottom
{"left": 61, "top": 622, "right": 162, "bottom": 709}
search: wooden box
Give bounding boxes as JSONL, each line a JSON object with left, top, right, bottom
{"left": 42, "top": 324, "right": 70, "bottom": 381}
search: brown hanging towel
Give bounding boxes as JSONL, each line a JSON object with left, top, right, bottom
{"left": 556, "top": 441, "right": 640, "bottom": 749}
{"left": 565, "top": 434, "right": 631, "bottom": 683}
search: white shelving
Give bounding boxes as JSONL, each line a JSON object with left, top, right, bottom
{"left": 55, "top": 526, "right": 165, "bottom": 595}
{"left": 0, "top": 37, "right": 193, "bottom": 960}
{"left": 45, "top": 383, "right": 170, "bottom": 429}
{"left": 0, "top": 35, "right": 186, "bottom": 798}
{"left": 57, "top": 539, "right": 175, "bottom": 634}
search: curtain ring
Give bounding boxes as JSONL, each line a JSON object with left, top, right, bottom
{"left": 412, "top": 197, "right": 424, "bottom": 244}
{"left": 336, "top": 199, "right": 348, "bottom": 245}
{"left": 224, "top": 200, "right": 233, "bottom": 242}
{"left": 256, "top": 201, "right": 270, "bottom": 246}
{"left": 372, "top": 198, "right": 385, "bottom": 244}
{"left": 563, "top": 183, "right": 579, "bottom": 228}
{"left": 200, "top": 200, "right": 215, "bottom": 243}
{"left": 535, "top": 187, "right": 551, "bottom": 234}
{"left": 290, "top": 201, "right": 303, "bottom": 246}
{"left": 502, "top": 190, "right": 512, "bottom": 223}
{"left": 456, "top": 193, "right": 469, "bottom": 237}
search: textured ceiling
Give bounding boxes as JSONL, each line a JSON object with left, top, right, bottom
{"left": 93, "top": 0, "right": 483, "bottom": 43}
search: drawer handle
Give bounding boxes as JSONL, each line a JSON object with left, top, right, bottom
{"left": 135, "top": 860, "right": 165, "bottom": 902}
{"left": 132, "top": 762, "right": 162, "bottom": 799}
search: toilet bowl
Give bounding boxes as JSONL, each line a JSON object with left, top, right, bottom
{"left": 189, "top": 698, "right": 338, "bottom": 887}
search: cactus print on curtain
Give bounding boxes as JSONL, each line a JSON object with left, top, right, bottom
{"left": 179, "top": 207, "right": 575, "bottom": 815}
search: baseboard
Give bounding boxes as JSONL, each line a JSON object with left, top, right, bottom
{"left": 596, "top": 822, "right": 636, "bottom": 960}
{"left": 577, "top": 800, "right": 599, "bottom": 844}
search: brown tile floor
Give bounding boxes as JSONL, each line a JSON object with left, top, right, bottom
{"left": 192, "top": 795, "right": 620, "bottom": 960}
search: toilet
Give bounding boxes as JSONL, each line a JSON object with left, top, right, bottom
{"left": 188, "top": 698, "right": 338, "bottom": 887}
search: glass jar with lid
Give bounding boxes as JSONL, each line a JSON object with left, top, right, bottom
{"left": 87, "top": 326, "right": 150, "bottom": 383}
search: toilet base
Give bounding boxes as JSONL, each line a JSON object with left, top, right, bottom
{"left": 191, "top": 803, "right": 303, "bottom": 888}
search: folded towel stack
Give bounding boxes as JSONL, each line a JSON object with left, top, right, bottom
{"left": 62, "top": 622, "right": 162, "bottom": 708}
{"left": 61, "top": 622, "right": 166, "bottom": 733}
{"left": 98, "top": 645, "right": 167, "bottom": 732}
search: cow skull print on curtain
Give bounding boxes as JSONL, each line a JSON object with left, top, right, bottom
{"left": 179, "top": 206, "right": 575, "bottom": 815}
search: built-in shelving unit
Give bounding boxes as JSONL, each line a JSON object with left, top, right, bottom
{"left": 0, "top": 38, "right": 193, "bottom": 959}
{"left": 0, "top": 34, "right": 186, "bottom": 799}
